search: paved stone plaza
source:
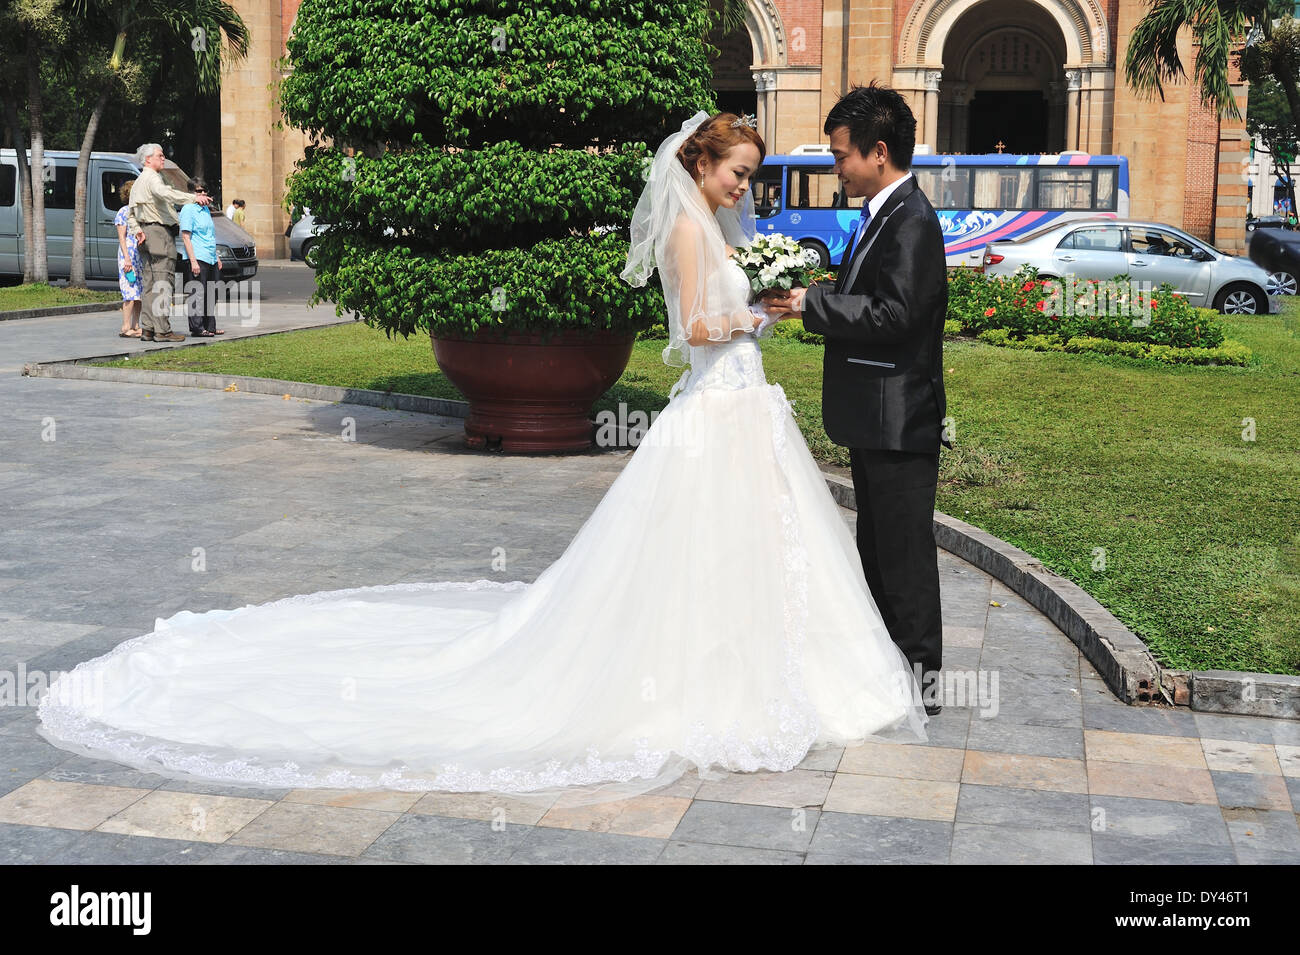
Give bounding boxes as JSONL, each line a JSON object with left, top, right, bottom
{"left": 2, "top": 299, "right": 1298, "bottom": 864}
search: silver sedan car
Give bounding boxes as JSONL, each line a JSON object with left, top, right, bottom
{"left": 981, "top": 217, "right": 1280, "bottom": 315}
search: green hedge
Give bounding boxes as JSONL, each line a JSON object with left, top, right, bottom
{"left": 281, "top": 0, "right": 719, "bottom": 340}
{"left": 975, "top": 327, "right": 1251, "bottom": 365}
{"left": 314, "top": 229, "right": 664, "bottom": 339}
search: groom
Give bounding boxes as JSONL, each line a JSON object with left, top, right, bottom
{"left": 764, "top": 82, "right": 949, "bottom": 715}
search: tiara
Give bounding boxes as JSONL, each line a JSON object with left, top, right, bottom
{"left": 731, "top": 113, "right": 758, "bottom": 129}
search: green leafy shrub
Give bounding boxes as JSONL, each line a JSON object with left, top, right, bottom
{"left": 280, "top": 0, "right": 720, "bottom": 339}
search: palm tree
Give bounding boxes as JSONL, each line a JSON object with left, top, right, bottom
{"left": 1124, "top": 0, "right": 1294, "bottom": 123}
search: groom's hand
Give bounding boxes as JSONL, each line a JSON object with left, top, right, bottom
{"left": 761, "top": 287, "right": 807, "bottom": 315}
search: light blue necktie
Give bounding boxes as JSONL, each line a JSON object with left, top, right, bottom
{"left": 851, "top": 206, "right": 872, "bottom": 252}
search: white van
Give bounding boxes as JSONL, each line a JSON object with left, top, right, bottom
{"left": 0, "top": 149, "right": 258, "bottom": 281}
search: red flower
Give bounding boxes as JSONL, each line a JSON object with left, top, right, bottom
{"left": 1022, "top": 281, "right": 1035, "bottom": 291}
{"left": 1035, "top": 300, "right": 1046, "bottom": 312}
{"left": 984, "top": 307, "right": 996, "bottom": 317}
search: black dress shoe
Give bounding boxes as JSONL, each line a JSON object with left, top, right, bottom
{"left": 924, "top": 703, "right": 942, "bottom": 716}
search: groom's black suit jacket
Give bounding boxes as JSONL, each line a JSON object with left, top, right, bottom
{"left": 801, "top": 175, "right": 951, "bottom": 454}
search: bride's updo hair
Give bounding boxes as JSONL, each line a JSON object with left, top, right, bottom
{"left": 676, "top": 113, "right": 766, "bottom": 181}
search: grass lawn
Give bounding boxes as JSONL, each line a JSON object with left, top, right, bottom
{"left": 99, "top": 308, "right": 1300, "bottom": 675}
{"left": 0, "top": 283, "right": 121, "bottom": 312}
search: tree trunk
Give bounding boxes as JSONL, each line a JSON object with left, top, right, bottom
{"left": 69, "top": 84, "right": 112, "bottom": 288}
{"left": 25, "top": 30, "right": 49, "bottom": 284}
{"left": 1, "top": 96, "right": 35, "bottom": 284}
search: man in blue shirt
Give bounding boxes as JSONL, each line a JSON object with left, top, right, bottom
{"left": 178, "top": 179, "right": 224, "bottom": 336}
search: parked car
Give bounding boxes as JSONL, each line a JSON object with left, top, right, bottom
{"left": 0, "top": 149, "right": 257, "bottom": 282}
{"left": 980, "top": 217, "right": 1279, "bottom": 315}
{"left": 1245, "top": 214, "right": 1295, "bottom": 233}
{"left": 1247, "top": 225, "right": 1300, "bottom": 296}
{"left": 286, "top": 209, "right": 327, "bottom": 269}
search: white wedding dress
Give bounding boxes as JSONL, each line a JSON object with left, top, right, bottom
{"left": 38, "top": 261, "right": 929, "bottom": 799}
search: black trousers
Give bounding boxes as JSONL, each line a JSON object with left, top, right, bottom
{"left": 848, "top": 447, "right": 943, "bottom": 684}
{"left": 183, "top": 260, "right": 219, "bottom": 334}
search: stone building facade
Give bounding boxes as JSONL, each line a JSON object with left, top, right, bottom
{"left": 222, "top": 0, "right": 1249, "bottom": 257}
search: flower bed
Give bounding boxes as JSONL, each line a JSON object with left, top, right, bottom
{"left": 946, "top": 265, "right": 1251, "bottom": 365}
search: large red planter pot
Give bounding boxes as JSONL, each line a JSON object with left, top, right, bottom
{"left": 431, "top": 327, "right": 636, "bottom": 452}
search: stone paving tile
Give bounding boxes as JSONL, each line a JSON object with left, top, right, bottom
{"left": 1090, "top": 794, "right": 1231, "bottom": 845}
{"left": 795, "top": 745, "right": 842, "bottom": 773}
{"left": 361, "top": 813, "right": 528, "bottom": 864}
{"left": 955, "top": 784, "right": 1091, "bottom": 831}
{"left": 408, "top": 791, "right": 557, "bottom": 826}
{"left": 1086, "top": 761, "right": 1218, "bottom": 805}
{"left": 197, "top": 844, "right": 351, "bottom": 865}
{"left": 1209, "top": 771, "right": 1293, "bottom": 811}
{"left": 823, "top": 773, "right": 959, "bottom": 821}
{"left": 40, "top": 755, "right": 173, "bottom": 790}
{"left": 962, "top": 751, "right": 1088, "bottom": 793}
{"left": 1084, "top": 730, "right": 1208, "bottom": 769}
{"left": 1091, "top": 833, "right": 1238, "bottom": 865}
{"left": 1200, "top": 738, "right": 1283, "bottom": 775}
{"left": 1192, "top": 713, "right": 1280, "bottom": 745}
{"left": 281, "top": 789, "right": 423, "bottom": 813}
{"left": 804, "top": 811, "right": 952, "bottom": 864}
{"left": 670, "top": 800, "right": 818, "bottom": 854}
{"left": 0, "top": 821, "right": 86, "bottom": 863}
{"left": 537, "top": 795, "right": 692, "bottom": 838}
{"left": 693, "top": 770, "right": 833, "bottom": 809}
{"left": 1279, "top": 746, "right": 1300, "bottom": 778}
{"left": 951, "top": 823, "right": 1093, "bottom": 864}
{"left": 838, "top": 742, "right": 965, "bottom": 781}
{"left": 505, "top": 825, "right": 667, "bottom": 864}
{"left": 226, "top": 802, "right": 401, "bottom": 857}
{"left": 45, "top": 830, "right": 218, "bottom": 864}
{"left": 657, "top": 840, "right": 804, "bottom": 864}
{"left": 0, "top": 779, "right": 149, "bottom": 830}
{"left": 1083, "top": 703, "right": 1201, "bottom": 738}
{"left": 1221, "top": 808, "right": 1300, "bottom": 856}
{"left": 1286, "top": 776, "right": 1300, "bottom": 812}
{"left": 965, "top": 719, "right": 1085, "bottom": 760}
{"left": 96, "top": 790, "right": 275, "bottom": 843}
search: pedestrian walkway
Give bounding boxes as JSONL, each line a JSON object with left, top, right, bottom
{"left": 1, "top": 312, "right": 1297, "bottom": 863}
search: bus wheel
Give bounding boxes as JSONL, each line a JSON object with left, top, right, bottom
{"left": 800, "top": 240, "right": 830, "bottom": 269}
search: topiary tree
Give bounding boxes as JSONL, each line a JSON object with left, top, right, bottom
{"left": 279, "top": 0, "right": 720, "bottom": 343}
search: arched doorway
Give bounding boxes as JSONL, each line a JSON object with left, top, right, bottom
{"left": 939, "top": 1, "right": 1067, "bottom": 153}
{"left": 897, "top": 0, "right": 1113, "bottom": 155}
{"left": 707, "top": 1, "right": 758, "bottom": 118}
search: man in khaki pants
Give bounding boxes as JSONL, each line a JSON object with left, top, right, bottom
{"left": 127, "top": 144, "right": 210, "bottom": 341}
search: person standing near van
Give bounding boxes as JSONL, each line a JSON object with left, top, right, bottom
{"left": 127, "top": 143, "right": 210, "bottom": 342}
{"left": 114, "top": 179, "right": 143, "bottom": 337}
{"left": 178, "top": 178, "right": 223, "bottom": 337}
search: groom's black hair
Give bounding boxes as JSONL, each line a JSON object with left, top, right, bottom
{"left": 824, "top": 81, "right": 917, "bottom": 171}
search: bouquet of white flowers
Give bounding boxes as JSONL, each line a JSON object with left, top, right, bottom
{"left": 731, "top": 233, "right": 835, "bottom": 303}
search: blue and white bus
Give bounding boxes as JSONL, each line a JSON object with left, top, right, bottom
{"left": 751, "top": 150, "right": 1130, "bottom": 268}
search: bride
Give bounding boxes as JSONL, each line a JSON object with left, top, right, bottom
{"left": 37, "top": 111, "right": 929, "bottom": 800}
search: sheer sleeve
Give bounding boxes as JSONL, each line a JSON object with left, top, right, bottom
{"left": 663, "top": 216, "right": 758, "bottom": 350}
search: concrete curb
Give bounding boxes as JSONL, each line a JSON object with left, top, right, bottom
{"left": 821, "top": 472, "right": 1297, "bottom": 719}
{"left": 22, "top": 359, "right": 471, "bottom": 421}
{"left": 19, "top": 353, "right": 1297, "bottom": 720}
{"left": 1, "top": 302, "right": 121, "bottom": 322}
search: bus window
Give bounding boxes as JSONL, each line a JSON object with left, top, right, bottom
{"left": 753, "top": 166, "right": 783, "bottom": 219}
{"left": 1038, "top": 168, "right": 1096, "bottom": 210}
{"left": 913, "top": 167, "right": 970, "bottom": 209}
{"left": 1094, "top": 168, "right": 1115, "bottom": 211}
{"left": 974, "top": 168, "right": 1032, "bottom": 209}
{"left": 789, "top": 166, "right": 849, "bottom": 209}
